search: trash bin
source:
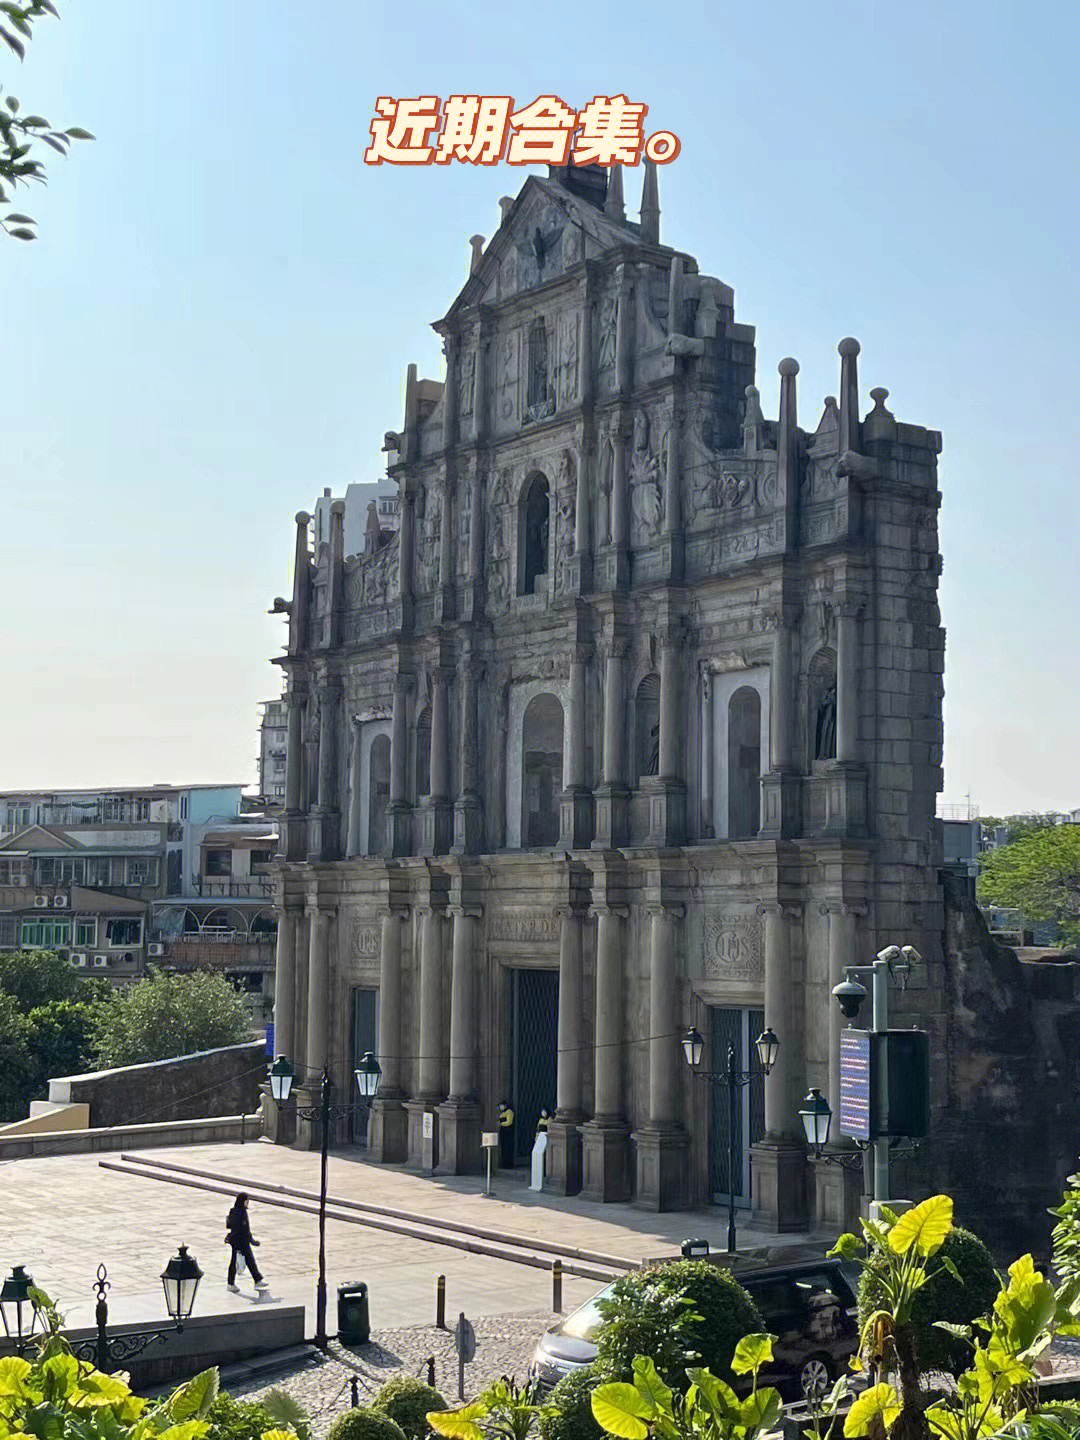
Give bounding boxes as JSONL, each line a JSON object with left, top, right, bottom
{"left": 337, "top": 1281, "right": 370, "bottom": 1345}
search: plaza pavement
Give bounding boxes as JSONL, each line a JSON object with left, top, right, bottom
{"left": 0, "top": 1139, "right": 827, "bottom": 1337}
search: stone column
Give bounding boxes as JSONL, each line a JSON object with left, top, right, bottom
{"left": 647, "top": 637, "right": 686, "bottom": 846}
{"left": 437, "top": 907, "right": 482, "bottom": 1174}
{"left": 700, "top": 669, "right": 715, "bottom": 838}
{"left": 610, "top": 424, "right": 629, "bottom": 553}
{"left": 560, "top": 651, "right": 593, "bottom": 848}
{"left": 306, "top": 908, "right": 330, "bottom": 1077}
{"left": 311, "top": 682, "right": 340, "bottom": 861}
{"left": 594, "top": 642, "right": 629, "bottom": 848}
{"left": 547, "top": 906, "right": 584, "bottom": 1194}
{"left": 283, "top": 692, "right": 305, "bottom": 860}
{"left": 370, "top": 910, "right": 407, "bottom": 1162}
{"left": 407, "top": 906, "right": 447, "bottom": 1167}
{"left": 346, "top": 719, "right": 362, "bottom": 856}
{"left": 288, "top": 511, "right": 311, "bottom": 656}
{"left": 454, "top": 657, "right": 482, "bottom": 853}
{"left": 467, "top": 467, "right": 484, "bottom": 578}
{"left": 398, "top": 492, "right": 415, "bottom": 600}
{"left": 635, "top": 905, "right": 689, "bottom": 1210}
{"left": 422, "top": 671, "right": 452, "bottom": 855}
{"left": 750, "top": 903, "right": 808, "bottom": 1230}
{"left": 661, "top": 392, "right": 684, "bottom": 582}
{"left": 581, "top": 906, "right": 630, "bottom": 1202}
{"left": 836, "top": 603, "right": 860, "bottom": 763}
{"left": 265, "top": 907, "right": 299, "bottom": 1144}
{"left": 760, "top": 613, "right": 801, "bottom": 838}
{"left": 614, "top": 264, "right": 633, "bottom": 396}
{"left": 385, "top": 674, "right": 411, "bottom": 856}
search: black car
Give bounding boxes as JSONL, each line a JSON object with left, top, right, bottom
{"left": 530, "top": 1258, "right": 858, "bottom": 1401}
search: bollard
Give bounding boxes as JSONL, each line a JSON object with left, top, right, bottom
{"left": 426, "top": 1355, "right": 436, "bottom": 1388}
{"left": 436, "top": 1274, "right": 447, "bottom": 1330}
{"left": 240, "top": 1113, "right": 246, "bottom": 1145}
{"left": 552, "top": 1258, "right": 563, "bottom": 1314}
{"left": 350, "top": 1376, "right": 359, "bottom": 1408}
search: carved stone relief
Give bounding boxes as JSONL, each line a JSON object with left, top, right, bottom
{"left": 703, "top": 912, "right": 764, "bottom": 981}
{"left": 352, "top": 921, "right": 379, "bottom": 960}
{"left": 414, "top": 484, "right": 441, "bottom": 593}
{"left": 629, "top": 407, "right": 663, "bottom": 546}
{"left": 489, "top": 910, "right": 561, "bottom": 943}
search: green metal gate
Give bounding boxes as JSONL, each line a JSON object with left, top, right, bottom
{"left": 505, "top": 967, "right": 558, "bottom": 1162}
{"left": 709, "top": 1006, "right": 765, "bottom": 1207}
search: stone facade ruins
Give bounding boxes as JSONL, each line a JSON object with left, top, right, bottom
{"left": 269, "top": 163, "right": 949, "bottom": 1227}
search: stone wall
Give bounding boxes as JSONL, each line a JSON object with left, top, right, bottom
{"left": 900, "top": 874, "right": 1080, "bottom": 1260}
{"left": 48, "top": 1040, "right": 266, "bottom": 1129}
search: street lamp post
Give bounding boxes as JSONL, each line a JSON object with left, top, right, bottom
{"left": 0, "top": 1250, "right": 202, "bottom": 1373}
{"left": 276, "top": 1052, "right": 381, "bottom": 1351}
{"left": 682, "top": 1025, "right": 779, "bottom": 1255}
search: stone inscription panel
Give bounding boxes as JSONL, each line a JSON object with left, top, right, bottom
{"left": 703, "top": 912, "right": 764, "bottom": 981}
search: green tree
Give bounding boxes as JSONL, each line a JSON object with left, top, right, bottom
{"left": 91, "top": 967, "right": 252, "bottom": 1068}
{"left": 25, "top": 997, "right": 101, "bottom": 1085}
{"left": 977, "top": 824, "right": 1080, "bottom": 944}
{"left": 0, "top": 946, "right": 108, "bottom": 1008}
{"left": 1, "top": 1, "right": 93, "bottom": 239}
{"left": 0, "top": 988, "right": 34, "bottom": 1120}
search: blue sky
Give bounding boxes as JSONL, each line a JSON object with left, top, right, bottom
{"left": 2, "top": 0, "right": 1077, "bottom": 814}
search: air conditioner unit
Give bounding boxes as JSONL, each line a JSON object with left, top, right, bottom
{"left": 93, "top": 954, "right": 109, "bottom": 968}
{"left": 33, "top": 895, "right": 49, "bottom": 908}
{"left": 53, "top": 895, "right": 69, "bottom": 908}
{"left": 71, "top": 952, "right": 87, "bottom": 967}
{"left": 147, "top": 942, "right": 165, "bottom": 957}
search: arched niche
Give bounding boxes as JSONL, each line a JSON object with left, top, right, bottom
{"left": 367, "top": 733, "right": 391, "bottom": 854}
{"left": 634, "top": 672, "right": 661, "bottom": 782}
{"left": 808, "top": 647, "right": 837, "bottom": 767}
{"left": 520, "top": 692, "right": 564, "bottom": 848}
{"left": 518, "top": 472, "right": 550, "bottom": 596}
{"left": 727, "top": 686, "right": 762, "bottom": 839}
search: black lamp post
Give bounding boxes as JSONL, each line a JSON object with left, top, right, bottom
{"left": 682, "top": 1025, "right": 779, "bottom": 1255}
{"left": 0, "top": 1266, "right": 41, "bottom": 1347}
{"left": 285, "top": 1052, "right": 381, "bottom": 1350}
{"left": 798, "top": 1087, "right": 866, "bottom": 1172}
{"left": 2, "top": 1250, "right": 201, "bottom": 1372}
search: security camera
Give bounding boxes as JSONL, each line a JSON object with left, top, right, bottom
{"left": 876, "top": 945, "right": 902, "bottom": 964}
{"left": 832, "top": 975, "right": 868, "bottom": 1020}
{"left": 901, "top": 946, "right": 922, "bottom": 966}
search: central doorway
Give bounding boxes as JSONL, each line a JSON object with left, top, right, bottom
{"left": 349, "top": 986, "right": 378, "bottom": 1146}
{"left": 708, "top": 1005, "right": 765, "bottom": 1207}
{"left": 505, "top": 967, "right": 558, "bottom": 1162}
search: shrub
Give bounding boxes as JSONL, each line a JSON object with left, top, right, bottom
{"left": 327, "top": 1406, "right": 407, "bottom": 1440}
{"left": 858, "top": 1224, "right": 999, "bottom": 1376}
{"left": 372, "top": 1377, "right": 447, "bottom": 1440}
{"left": 538, "top": 1363, "right": 613, "bottom": 1440}
{"left": 205, "top": 1394, "right": 281, "bottom": 1440}
{"left": 594, "top": 1259, "right": 763, "bottom": 1387}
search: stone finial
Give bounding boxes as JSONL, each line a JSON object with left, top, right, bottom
{"left": 364, "top": 499, "right": 382, "bottom": 557}
{"left": 863, "top": 386, "right": 897, "bottom": 442}
{"left": 605, "top": 163, "right": 625, "bottom": 221}
{"left": 639, "top": 159, "right": 660, "bottom": 244}
{"left": 695, "top": 284, "right": 720, "bottom": 339}
{"left": 469, "top": 235, "right": 485, "bottom": 275}
{"left": 330, "top": 499, "right": 345, "bottom": 516}
{"left": 295, "top": 511, "right": 312, "bottom": 528}
{"left": 498, "top": 196, "right": 514, "bottom": 222}
{"left": 838, "top": 337, "right": 861, "bottom": 453}
{"left": 776, "top": 358, "right": 799, "bottom": 496}
{"left": 742, "top": 384, "right": 765, "bottom": 455}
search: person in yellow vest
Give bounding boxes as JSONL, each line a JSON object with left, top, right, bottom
{"left": 498, "top": 1100, "right": 515, "bottom": 1169}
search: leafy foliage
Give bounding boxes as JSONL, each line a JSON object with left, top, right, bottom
{"left": 326, "top": 1408, "right": 408, "bottom": 1440}
{"left": 538, "top": 1364, "right": 614, "bottom": 1440}
{"left": 858, "top": 1227, "right": 999, "bottom": 1377}
{"left": 589, "top": 1348, "right": 782, "bottom": 1440}
{"left": 977, "top": 824, "right": 1080, "bottom": 945}
{"left": 372, "top": 1376, "right": 448, "bottom": 1440}
{"left": 428, "top": 1379, "right": 545, "bottom": 1440}
{"left": 0, "top": 2, "right": 93, "bottom": 239}
{"left": 1051, "top": 1165, "right": 1080, "bottom": 1284}
{"left": 0, "top": 947, "right": 108, "bottom": 1009}
{"left": 593, "top": 1261, "right": 763, "bottom": 1387}
{"left": 206, "top": 1395, "right": 292, "bottom": 1440}
{"left": 91, "top": 967, "right": 252, "bottom": 1067}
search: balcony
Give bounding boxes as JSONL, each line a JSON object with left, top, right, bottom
{"left": 190, "top": 877, "right": 274, "bottom": 900}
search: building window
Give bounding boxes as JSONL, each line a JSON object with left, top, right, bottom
{"left": 0, "top": 859, "right": 24, "bottom": 886}
{"left": 74, "top": 918, "right": 97, "bottom": 947}
{"left": 521, "top": 692, "right": 564, "bottom": 848}
{"left": 0, "top": 916, "right": 17, "bottom": 946}
{"left": 106, "top": 918, "right": 142, "bottom": 947}
{"left": 727, "top": 686, "right": 762, "bottom": 840}
{"left": 519, "top": 473, "right": 550, "bottom": 595}
{"left": 21, "top": 917, "right": 72, "bottom": 949}
{"left": 204, "top": 848, "right": 231, "bottom": 877}
{"left": 126, "top": 858, "right": 156, "bottom": 886}
{"left": 250, "top": 849, "right": 273, "bottom": 871}
{"left": 368, "top": 734, "right": 391, "bottom": 854}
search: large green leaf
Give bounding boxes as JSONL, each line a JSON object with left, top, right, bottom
{"left": 739, "top": 1387, "right": 782, "bottom": 1432}
{"left": 828, "top": 1234, "right": 863, "bottom": 1261}
{"left": 730, "top": 1334, "right": 776, "bottom": 1378}
{"left": 169, "top": 1369, "right": 219, "bottom": 1423}
{"left": 843, "top": 1383, "right": 901, "bottom": 1438}
{"left": 590, "top": 1383, "right": 650, "bottom": 1440}
{"left": 630, "top": 1356, "right": 671, "bottom": 1415}
{"left": 888, "top": 1195, "right": 954, "bottom": 1257}
{"left": 0, "top": 1355, "right": 33, "bottom": 1398}
{"left": 427, "top": 1404, "right": 486, "bottom": 1440}
{"left": 684, "top": 1369, "right": 741, "bottom": 1422}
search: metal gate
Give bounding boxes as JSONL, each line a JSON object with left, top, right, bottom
{"left": 505, "top": 967, "right": 558, "bottom": 1162}
{"left": 349, "top": 986, "right": 378, "bottom": 1146}
{"left": 709, "top": 1006, "right": 765, "bottom": 1207}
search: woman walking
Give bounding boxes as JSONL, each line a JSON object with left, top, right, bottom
{"left": 225, "top": 1192, "right": 268, "bottom": 1292}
